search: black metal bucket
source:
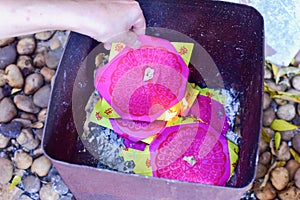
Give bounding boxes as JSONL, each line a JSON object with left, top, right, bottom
{"left": 42, "top": 1, "right": 264, "bottom": 199}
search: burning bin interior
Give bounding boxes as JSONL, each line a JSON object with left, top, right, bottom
{"left": 42, "top": 1, "right": 264, "bottom": 199}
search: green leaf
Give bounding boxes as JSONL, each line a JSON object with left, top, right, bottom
{"left": 290, "top": 148, "right": 300, "bottom": 164}
{"left": 270, "top": 119, "right": 298, "bottom": 131}
{"left": 9, "top": 175, "right": 21, "bottom": 190}
{"left": 274, "top": 132, "right": 281, "bottom": 150}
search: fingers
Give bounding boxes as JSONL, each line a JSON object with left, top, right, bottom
{"left": 132, "top": 12, "right": 146, "bottom": 36}
{"left": 121, "top": 30, "right": 141, "bottom": 49}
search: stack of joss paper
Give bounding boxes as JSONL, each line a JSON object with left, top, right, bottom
{"left": 91, "top": 35, "right": 239, "bottom": 186}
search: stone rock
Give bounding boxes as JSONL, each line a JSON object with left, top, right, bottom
{"left": 0, "top": 182, "right": 23, "bottom": 200}
{"left": 16, "top": 128, "right": 39, "bottom": 151}
{"left": 278, "top": 186, "right": 300, "bottom": 200}
{"left": 11, "top": 118, "right": 31, "bottom": 128}
{"left": 50, "top": 38, "right": 61, "bottom": 50}
{"left": 0, "top": 121, "right": 22, "bottom": 138}
{"left": 0, "top": 87, "right": 4, "bottom": 101}
{"left": 23, "top": 175, "right": 41, "bottom": 194}
{"left": 14, "top": 94, "right": 40, "bottom": 114}
{"left": 0, "top": 69, "right": 6, "bottom": 87}
{"left": 259, "top": 151, "right": 271, "bottom": 166}
{"left": 35, "top": 31, "right": 55, "bottom": 41}
{"left": 270, "top": 167, "right": 289, "bottom": 191}
{"left": 40, "top": 67, "right": 55, "bottom": 82}
{"left": 0, "top": 133, "right": 10, "bottom": 148}
{"left": 0, "top": 158, "right": 13, "bottom": 184}
{"left": 33, "top": 85, "right": 51, "bottom": 108}
{"left": 263, "top": 108, "right": 276, "bottom": 126}
{"left": 281, "top": 130, "right": 297, "bottom": 141}
{"left": 5, "top": 64, "right": 24, "bottom": 88}
{"left": 277, "top": 103, "right": 296, "bottom": 121}
{"left": 45, "top": 47, "right": 63, "bottom": 69}
{"left": 31, "top": 155, "right": 52, "bottom": 177}
{"left": 0, "top": 37, "right": 15, "bottom": 47}
{"left": 24, "top": 73, "right": 44, "bottom": 95}
{"left": 33, "top": 52, "right": 46, "bottom": 67}
{"left": 0, "top": 44, "right": 17, "bottom": 69}
{"left": 14, "top": 150, "right": 33, "bottom": 169}
{"left": 292, "top": 75, "right": 300, "bottom": 91}
{"left": 286, "top": 159, "right": 300, "bottom": 180}
{"left": 18, "top": 194, "right": 33, "bottom": 200}
{"left": 35, "top": 128, "right": 44, "bottom": 141}
{"left": 38, "top": 108, "right": 47, "bottom": 122}
{"left": 292, "top": 133, "right": 300, "bottom": 154}
{"left": 256, "top": 163, "right": 267, "bottom": 179}
{"left": 263, "top": 93, "right": 271, "bottom": 110}
{"left": 0, "top": 97, "right": 17, "bottom": 123}
{"left": 39, "top": 184, "right": 59, "bottom": 200}
{"left": 17, "top": 37, "right": 36, "bottom": 55}
{"left": 20, "top": 112, "right": 37, "bottom": 122}
{"left": 17, "top": 55, "right": 34, "bottom": 74}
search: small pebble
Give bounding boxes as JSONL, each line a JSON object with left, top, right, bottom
{"left": 276, "top": 141, "right": 291, "bottom": 161}
{"left": 35, "top": 128, "right": 44, "bottom": 141}
{"left": 14, "top": 149, "right": 33, "bottom": 169}
{"left": 292, "top": 75, "right": 300, "bottom": 91}
{"left": 20, "top": 112, "right": 37, "bottom": 122}
{"left": 256, "top": 163, "right": 267, "bottom": 179}
{"left": 18, "top": 194, "right": 33, "bottom": 200}
{"left": 38, "top": 108, "right": 47, "bottom": 122}
{"left": 0, "top": 157, "right": 13, "bottom": 184}
{"left": 0, "top": 69, "right": 6, "bottom": 87}
{"left": 278, "top": 186, "right": 300, "bottom": 200}
{"left": 266, "top": 80, "right": 287, "bottom": 91}
{"left": 259, "top": 151, "right": 271, "bottom": 165}
{"left": 14, "top": 94, "right": 40, "bottom": 114}
{"left": 24, "top": 73, "right": 44, "bottom": 95}
{"left": 40, "top": 67, "right": 55, "bottom": 82}
{"left": 33, "top": 85, "right": 51, "bottom": 108}
{"left": 17, "top": 55, "right": 34, "bottom": 73}
{"left": 0, "top": 44, "right": 17, "bottom": 69}
{"left": 45, "top": 47, "right": 63, "bottom": 69}
{"left": 263, "top": 93, "right": 272, "bottom": 110}
{"left": 0, "top": 121, "right": 22, "bottom": 138}
{"left": 295, "top": 168, "right": 300, "bottom": 189}
{"left": 277, "top": 103, "right": 296, "bottom": 121}
{"left": 263, "top": 108, "right": 275, "bottom": 126}
{"left": 270, "top": 167, "right": 289, "bottom": 191}
{"left": 35, "top": 31, "right": 55, "bottom": 41}
{"left": 33, "top": 52, "right": 46, "bottom": 67}
{"left": 0, "top": 97, "right": 17, "bottom": 123}
{"left": 52, "top": 178, "right": 69, "bottom": 195}
{"left": 253, "top": 181, "right": 277, "bottom": 200}
{"left": 31, "top": 155, "right": 52, "bottom": 177}
{"left": 292, "top": 134, "right": 300, "bottom": 154}
{"left": 0, "top": 133, "right": 10, "bottom": 148}
{"left": 39, "top": 184, "right": 59, "bottom": 200}
{"left": 5, "top": 64, "right": 24, "bottom": 88}
{"left": 0, "top": 37, "right": 15, "bottom": 47}
{"left": 281, "top": 130, "right": 297, "bottom": 141}
{"left": 17, "top": 37, "right": 36, "bottom": 55}
{"left": 12, "top": 118, "right": 32, "bottom": 128}
{"left": 264, "top": 68, "right": 273, "bottom": 79}
{"left": 0, "top": 87, "right": 4, "bottom": 100}
{"left": 50, "top": 38, "right": 61, "bottom": 50}
{"left": 16, "top": 128, "right": 40, "bottom": 151}
{"left": 286, "top": 159, "right": 300, "bottom": 180}
{"left": 23, "top": 175, "right": 41, "bottom": 193}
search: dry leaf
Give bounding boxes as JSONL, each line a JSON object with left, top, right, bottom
{"left": 262, "top": 128, "right": 271, "bottom": 143}
{"left": 274, "top": 132, "right": 281, "bottom": 151}
{"left": 270, "top": 119, "right": 298, "bottom": 131}
{"left": 9, "top": 175, "right": 21, "bottom": 190}
{"left": 290, "top": 148, "right": 300, "bottom": 164}
{"left": 31, "top": 121, "right": 44, "bottom": 129}
{"left": 264, "top": 82, "right": 300, "bottom": 103}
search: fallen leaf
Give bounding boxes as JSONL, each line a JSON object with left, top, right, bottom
{"left": 290, "top": 148, "right": 300, "bottom": 164}
{"left": 264, "top": 82, "right": 300, "bottom": 103}
{"left": 274, "top": 132, "right": 281, "bottom": 151}
{"left": 261, "top": 128, "right": 271, "bottom": 143}
{"left": 270, "top": 119, "right": 298, "bottom": 131}
{"left": 275, "top": 66, "right": 300, "bottom": 84}
{"left": 9, "top": 175, "right": 21, "bottom": 190}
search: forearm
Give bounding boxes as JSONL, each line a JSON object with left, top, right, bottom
{"left": 0, "top": 0, "right": 108, "bottom": 38}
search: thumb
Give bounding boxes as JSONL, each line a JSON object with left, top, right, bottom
{"left": 118, "top": 30, "right": 141, "bottom": 49}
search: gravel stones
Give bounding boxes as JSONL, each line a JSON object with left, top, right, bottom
{"left": 23, "top": 175, "right": 41, "bottom": 193}
{"left": 0, "top": 121, "right": 22, "bottom": 138}
{"left": 270, "top": 167, "right": 289, "bottom": 191}
{"left": 0, "top": 158, "right": 13, "bottom": 184}
{"left": 14, "top": 94, "right": 40, "bottom": 114}
{"left": 16, "top": 129, "right": 39, "bottom": 151}
{"left": 14, "top": 150, "right": 33, "bottom": 170}
{"left": 31, "top": 155, "right": 52, "bottom": 177}
{"left": 292, "top": 134, "right": 300, "bottom": 154}
{"left": 0, "top": 97, "right": 17, "bottom": 123}
{"left": 39, "top": 184, "right": 59, "bottom": 200}
{"left": 0, "top": 44, "right": 17, "bottom": 69}
{"left": 263, "top": 107, "right": 276, "bottom": 126}
{"left": 33, "top": 85, "right": 51, "bottom": 108}
{"left": 0, "top": 37, "right": 15, "bottom": 47}
{"left": 0, "top": 134, "right": 10, "bottom": 148}
{"left": 40, "top": 67, "right": 55, "bottom": 82}
{"left": 17, "top": 37, "right": 36, "bottom": 55}
{"left": 44, "top": 47, "right": 63, "bottom": 69}
{"left": 277, "top": 104, "right": 296, "bottom": 121}
{"left": 24, "top": 73, "right": 44, "bottom": 95}
{"left": 35, "top": 31, "right": 55, "bottom": 41}
{"left": 5, "top": 64, "right": 24, "bottom": 88}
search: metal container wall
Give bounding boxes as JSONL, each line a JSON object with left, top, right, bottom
{"left": 42, "top": 1, "right": 264, "bottom": 199}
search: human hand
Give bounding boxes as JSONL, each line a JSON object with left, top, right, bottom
{"left": 73, "top": 0, "right": 146, "bottom": 49}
